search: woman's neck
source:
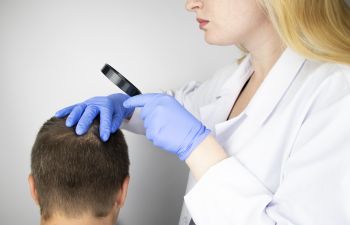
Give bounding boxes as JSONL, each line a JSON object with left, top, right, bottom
{"left": 242, "top": 20, "right": 286, "bottom": 80}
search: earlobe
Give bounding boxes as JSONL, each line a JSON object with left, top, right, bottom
{"left": 116, "top": 176, "right": 130, "bottom": 208}
{"left": 28, "top": 174, "right": 39, "bottom": 205}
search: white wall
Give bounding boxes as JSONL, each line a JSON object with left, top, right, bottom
{"left": 0, "top": 0, "right": 238, "bottom": 225}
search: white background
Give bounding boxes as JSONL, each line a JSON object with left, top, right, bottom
{"left": 0, "top": 0, "right": 238, "bottom": 224}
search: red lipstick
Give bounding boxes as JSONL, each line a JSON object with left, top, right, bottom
{"left": 197, "top": 18, "right": 209, "bottom": 29}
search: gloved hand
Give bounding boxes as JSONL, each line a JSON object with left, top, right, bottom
{"left": 123, "top": 93, "right": 211, "bottom": 160}
{"left": 55, "top": 93, "right": 134, "bottom": 142}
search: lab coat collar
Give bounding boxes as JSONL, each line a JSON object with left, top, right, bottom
{"left": 199, "top": 48, "right": 306, "bottom": 130}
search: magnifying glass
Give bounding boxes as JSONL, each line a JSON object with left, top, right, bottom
{"left": 101, "top": 64, "right": 142, "bottom": 97}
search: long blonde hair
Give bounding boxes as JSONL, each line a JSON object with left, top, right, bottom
{"left": 244, "top": 0, "right": 350, "bottom": 65}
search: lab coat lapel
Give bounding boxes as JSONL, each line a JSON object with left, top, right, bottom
{"left": 199, "top": 56, "right": 254, "bottom": 130}
{"left": 201, "top": 48, "right": 306, "bottom": 145}
{"left": 244, "top": 48, "right": 306, "bottom": 127}
{"left": 214, "top": 48, "right": 307, "bottom": 152}
{"left": 199, "top": 97, "right": 229, "bottom": 130}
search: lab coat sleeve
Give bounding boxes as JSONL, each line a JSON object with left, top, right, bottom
{"left": 184, "top": 156, "right": 275, "bottom": 225}
{"left": 184, "top": 75, "right": 350, "bottom": 224}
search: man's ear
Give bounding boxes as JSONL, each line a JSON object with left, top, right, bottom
{"left": 28, "top": 174, "right": 39, "bottom": 205}
{"left": 115, "top": 176, "right": 130, "bottom": 208}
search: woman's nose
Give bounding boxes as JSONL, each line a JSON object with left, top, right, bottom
{"left": 185, "top": 0, "right": 203, "bottom": 12}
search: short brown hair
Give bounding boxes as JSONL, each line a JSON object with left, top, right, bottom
{"left": 31, "top": 117, "right": 129, "bottom": 219}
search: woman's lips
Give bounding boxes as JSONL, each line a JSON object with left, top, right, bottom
{"left": 197, "top": 18, "right": 209, "bottom": 29}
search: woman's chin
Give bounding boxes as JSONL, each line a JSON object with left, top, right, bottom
{"left": 204, "top": 33, "right": 237, "bottom": 46}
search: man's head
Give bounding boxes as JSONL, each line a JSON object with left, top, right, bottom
{"left": 29, "top": 117, "right": 130, "bottom": 224}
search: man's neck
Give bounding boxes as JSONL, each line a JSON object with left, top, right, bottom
{"left": 41, "top": 212, "right": 116, "bottom": 225}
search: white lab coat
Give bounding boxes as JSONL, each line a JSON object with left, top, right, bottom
{"left": 121, "top": 48, "right": 350, "bottom": 225}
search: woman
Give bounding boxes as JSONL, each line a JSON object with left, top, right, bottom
{"left": 55, "top": 0, "right": 350, "bottom": 224}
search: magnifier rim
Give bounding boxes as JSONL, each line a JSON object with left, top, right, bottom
{"left": 101, "top": 64, "right": 142, "bottom": 96}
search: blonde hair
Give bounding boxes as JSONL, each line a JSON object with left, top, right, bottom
{"left": 241, "top": 0, "right": 350, "bottom": 65}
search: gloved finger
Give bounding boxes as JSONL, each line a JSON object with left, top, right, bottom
{"left": 111, "top": 112, "right": 123, "bottom": 133}
{"left": 141, "top": 99, "right": 160, "bottom": 121}
{"left": 123, "top": 93, "right": 162, "bottom": 108}
{"left": 66, "top": 104, "right": 87, "bottom": 127}
{"left": 99, "top": 107, "right": 113, "bottom": 142}
{"left": 55, "top": 104, "right": 77, "bottom": 118}
{"left": 75, "top": 105, "right": 99, "bottom": 135}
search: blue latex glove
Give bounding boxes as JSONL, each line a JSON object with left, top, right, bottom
{"left": 123, "top": 93, "right": 211, "bottom": 160}
{"left": 55, "top": 93, "right": 134, "bottom": 142}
